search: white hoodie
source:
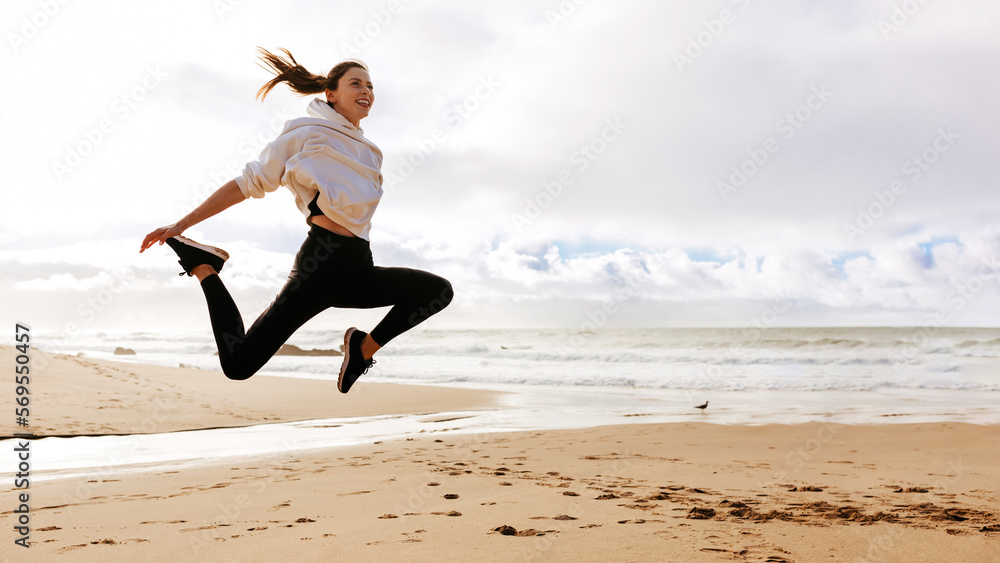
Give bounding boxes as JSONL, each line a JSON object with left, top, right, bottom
{"left": 235, "top": 98, "right": 384, "bottom": 240}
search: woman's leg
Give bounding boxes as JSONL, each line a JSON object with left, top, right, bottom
{"left": 195, "top": 222, "right": 452, "bottom": 380}
{"left": 197, "top": 234, "right": 338, "bottom": 380}
{"left": 335, "top": 266, "right": 454, "bottom": 347}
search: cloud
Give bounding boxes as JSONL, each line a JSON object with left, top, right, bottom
{"left": 3, "top": 226, "right": 999, "bottom": 330}
{"left": 2, "top": 0, "right": 998, "bottom": 329}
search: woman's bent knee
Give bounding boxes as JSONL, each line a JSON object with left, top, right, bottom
{"left": 221, "top": 362, "right": 255, "bottom": 381}
{"left": 435, "top": 278, "right": 454, "bottom": 310}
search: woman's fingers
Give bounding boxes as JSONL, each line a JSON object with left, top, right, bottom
{"left": 139, "top": 226, "right": 171, "bottom": 252}
{"left": 139, "top": 233, "right": 158, "bottom": 252}
{"left": 139, "top": 223, "right": 186, "bottom": 253}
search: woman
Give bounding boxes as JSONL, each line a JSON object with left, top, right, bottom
{"left": 139, "top": 48, "right": 453, "bottom": 393}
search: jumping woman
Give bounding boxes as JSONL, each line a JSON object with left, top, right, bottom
{"left": 138, "top": 48, "right": 453, "bottom": 393}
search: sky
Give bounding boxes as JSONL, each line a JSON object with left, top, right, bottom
{"left": 1, "top": 0, "right": 999, "bottom": 340}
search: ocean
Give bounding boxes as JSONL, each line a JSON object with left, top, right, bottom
{"left": 46, "top": 326, "right": 1000, "bottom": 393}
{"left": 38, "top": 326, "right": 1000, "bottom": 421}
{"left": 10, "top": 327, "right": 999, "bottom": 481}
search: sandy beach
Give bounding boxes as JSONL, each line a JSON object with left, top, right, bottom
{"left": 0, "top": 346, "right": 498, "bottom": 438}
{"left": 2, "top": 346, "right": 999, "bottom": 562}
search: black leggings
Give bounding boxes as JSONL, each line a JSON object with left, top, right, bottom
{"left": 199, "top": 225, "right": 454, "bottom": 380}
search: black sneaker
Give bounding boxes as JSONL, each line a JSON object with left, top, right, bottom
{"left": 165, "top": 236, "right": 230, "bottom": 277}
{"left": 339, "top": 327, "right": 375, "bottom": 393}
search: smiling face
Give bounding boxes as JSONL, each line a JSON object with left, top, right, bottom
{"left": 325, "top": 66, "right": 374, "bottom": 127}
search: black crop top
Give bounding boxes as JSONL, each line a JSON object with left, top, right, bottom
{"left": 308, "top": 194, "right": 323, "bottom": 217}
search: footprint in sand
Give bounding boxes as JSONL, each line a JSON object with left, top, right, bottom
{"left": 788, "top": 485, "right": 823, "bottom": 492}
{"left": 491, "top": 525, "right": 554, "bottom": 537}
{"left": 180, "top": 524, "right": 230, "bottom": 533}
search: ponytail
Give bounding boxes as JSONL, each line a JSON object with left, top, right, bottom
{"left": 255, "top": 47, "right": 369, "bottom": 102}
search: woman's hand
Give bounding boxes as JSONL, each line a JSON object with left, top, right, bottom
{"left": 139, "top": 223, "right": 185, "bottom": 253}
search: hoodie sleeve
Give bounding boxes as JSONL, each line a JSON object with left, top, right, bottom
{"left": 234, "top": 134, "right": 297, "bottom": 199}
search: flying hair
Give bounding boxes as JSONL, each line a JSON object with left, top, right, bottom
{"left": 255, "top": 47, "right": 368, "bottom": 102}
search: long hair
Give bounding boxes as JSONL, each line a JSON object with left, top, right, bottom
{"left": 255, "top": 47, "right": 368, "bottom": 102}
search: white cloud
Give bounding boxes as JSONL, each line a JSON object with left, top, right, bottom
{"left": 1, "top": 0, "right": 998, "bottom": 330}
{"left": 3, "top": 227, "right": 999, "bottom": 330}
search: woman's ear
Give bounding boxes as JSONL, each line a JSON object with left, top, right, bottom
{"left": 324, "top": 88, "right": 335, "bottom": 104}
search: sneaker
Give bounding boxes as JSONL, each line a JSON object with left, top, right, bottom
{"left": 338, "top": 327, "right": 375, "bottom": 393}
{"left": 165, "top": 236, "right": 230, "bottom": 277}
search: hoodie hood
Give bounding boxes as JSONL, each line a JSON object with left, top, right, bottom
{"left": 273, "top": 98, "right": 381, "bottom": 156}
{"left": 305, "top": 97, "right": 362, "bottom": 132}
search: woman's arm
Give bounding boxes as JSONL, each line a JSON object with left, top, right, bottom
{"left": 139, "top": 179, "right": 247, "bottom": 253}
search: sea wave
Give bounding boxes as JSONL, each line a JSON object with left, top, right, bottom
{"left": 44, "top": 327, "right": 1000, "bottom": 396}
{"left": 368, "top": 370, "right": 1000, "bottom": 393}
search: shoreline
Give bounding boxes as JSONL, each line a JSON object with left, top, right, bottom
{"left": 4, "top": 345, "right": 998, "bottom": 441}
{"left": 4, "top": 344, "right": 999, "bottom": 484}
{"left": 0, "top": 346, "right": 502, "bottom": 438}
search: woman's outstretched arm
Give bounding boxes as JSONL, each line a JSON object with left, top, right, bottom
{"left": 139, "top": 179, "right": 247, "bottom": 253}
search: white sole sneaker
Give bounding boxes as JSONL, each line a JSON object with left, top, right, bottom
{"left": 166, "top": 235, "right": 230, "bottom": 276}
{"left": 173, "top": 235, "right": 230, "bottom": 261}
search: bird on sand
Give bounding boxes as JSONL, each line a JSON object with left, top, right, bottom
{"left": 694, "top": 401, "right": 709, "bottom": 411}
